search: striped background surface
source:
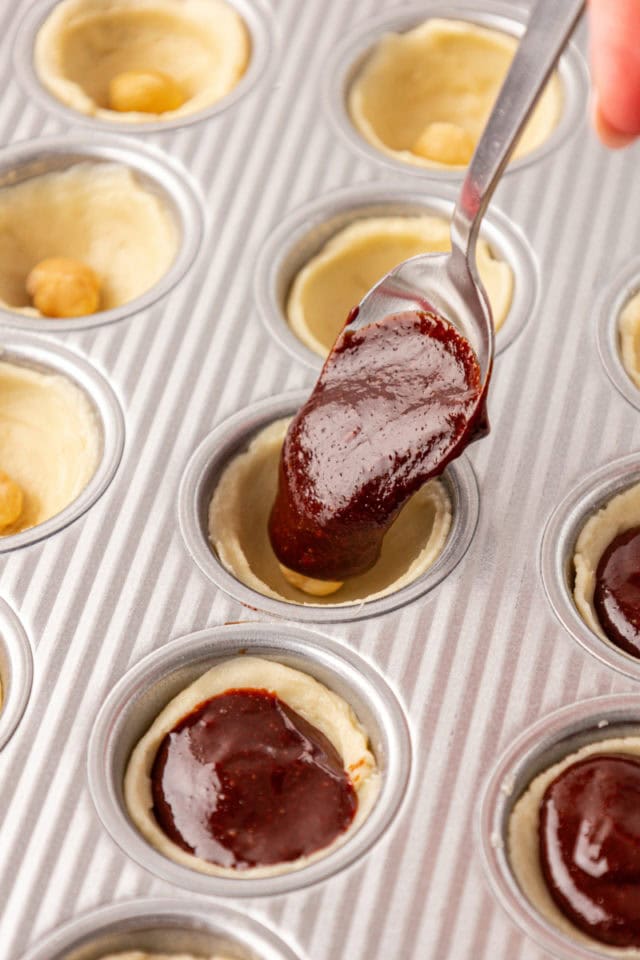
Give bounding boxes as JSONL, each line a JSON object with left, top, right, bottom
{"left": 2, "top": 1, "right": 640, "bottom": 958}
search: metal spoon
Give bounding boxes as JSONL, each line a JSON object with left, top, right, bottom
{"left": 348, "top": 0, "right": 585, "bottom": 390}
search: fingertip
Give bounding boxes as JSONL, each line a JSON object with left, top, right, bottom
{"left": 592, "top": 95, "right": 638, "bottom": 149}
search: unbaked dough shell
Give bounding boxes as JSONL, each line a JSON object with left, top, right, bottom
{"left": 124, "top": 656, "right": 380, "bottom": 879}
{"left": 619, "top": 290, "right": 640, "bottom": 390}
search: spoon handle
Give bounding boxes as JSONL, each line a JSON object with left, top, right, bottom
{"left": 451, "top": 0, "right": 585, "bottom": 261}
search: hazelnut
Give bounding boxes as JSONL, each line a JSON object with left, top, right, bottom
{"left": 279, "top": 563, "right": 344, "bottom": 597}
{"left": 412, "top": 122, "right": 475, "bottom": 165}
{"left": 108, "top": 71, "right": 187, "bottom": 114}
{"left": 0, "top": 471, "right": 23, "bottom": 531}
{"left": 26, "top": 257, "right": 101, "bottom": 318}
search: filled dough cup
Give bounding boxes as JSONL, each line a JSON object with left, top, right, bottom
{"left": 87, "top": 623, "right": 411, "bottom": 897}
{"left": 0, "top": 333, "right": 124, "bottom": 552}
{"left": 178, "top": 390, "right": 479, "bottom": 623}
{"left": 0, "top": 136, "right": 203, "bottom": 332}
{"left": 17, "top": 898, "right": 301, "bottom": 960}
{"left": 325, "top": 3, "right": 587, "bottom": 177}
{"left": 0, "top": 598, "right": 33, "bottom": 752}
{"left": 596, "top": 256, "right": 640, "bottom": 413}
{"left": 15, "top": 0, "right": 274, "bottom": 132}
{"left": 254, "top": 183, "right": 538, "bottom": 371}
{"left": 479, "top": 695, "right": 640, "bottom": 960}
{"left": 541, "top": 454, "right": 640, "bottom": 682}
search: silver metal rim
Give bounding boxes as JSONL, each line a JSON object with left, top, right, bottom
{"left": 324, "top": 0, "right": 588, "bottom": 181}
{"left": 0, "top": 134, "right": 204, "bottom": 332}
{"left": 0, "top": 332, "right": 125, "bottom": 552}
{"left": 254, "top": 181, "right": 539, "bottom": 372}
{"left": 478, "top": 693, "right": 640, "bottom": 960}
{"left": 17, "top": 897, "right": 302, "bottom": 960}
{"left": 0, "top": 598, "right": 33, "bottom": 751}
{"left": 12, "top": 0, "right": 277, "bottom": 135}
{"left": 178, "top": 388, "right": 480, "bottom": 623}
{"left": 87, "top": 622, "right": 412, "bottom": 898}
{"left": 540, "top": 452, "right": 640, "bottom": 681}
{"left": 596, "top": 255, "right": 640, "bottom": 412}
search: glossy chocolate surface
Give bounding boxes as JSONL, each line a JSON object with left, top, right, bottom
{"left": 151, "top": 688, "right": 357, "bottom": 869}
{"left": 594, "top": 526, "right": 640, "bottom": 658}
{"left": 539, "top": 753, "right": 640, "bottom": 947}
{"left": 269, "top": 310, "right": 486, "bottom": 580}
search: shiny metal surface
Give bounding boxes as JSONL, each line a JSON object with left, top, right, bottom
{"left": 88, "top": 623, "right": 411, "bottom": 897}
{"left": 0, "top": 598, "right": 32, "bottom": 752}
{"left": 178, "top": 389, "right": 480, "bottom": 623}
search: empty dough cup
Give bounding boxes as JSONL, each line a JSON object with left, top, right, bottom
{"left": 87, "top": 623, "right": 411, "bottom": 897}
{"left": 254, "top": 183, "right": 538, "bottom": 371}
{"left": 179, "top": 390, "right": 480, "bottom": 622}
{"left": 326, "top": 2, "right": 588, "bottom": 177}
{"left": 17, "top": 898, "right": 301, "bottom": 960}
{"left": 541, "top": 453, "right": 640, "bottom": 683}
{"left": 479, "top": 694, "right": 640, "bottom": 960}
{"left": 0, "top": 136, "right": 203, "bottom": 332}
{"left": 0, "top": 333, "right": 124, "bottom": 552}
{"left": 14, "top": 0, "right": 275, "bottom": 132}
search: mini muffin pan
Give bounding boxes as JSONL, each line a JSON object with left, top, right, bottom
{"left": 254, "top": 182, "right": 538, "bottom": 369}
{"left": 18, "top": 898, "right": 302, "bottom": 960}
{"left": 324, "top": 0, "right": 589, "bottom": 179}
{"left": 0, "top": 332, "right": 124, "bottom": 551}
{"left": 88, "top": 623, "right": 411, "bottom": 897}
{"left": 0, "top": 135, "right": 204, "bottom": 331}
{"left": 13, "top": 0, "right": 277, "bottom": 134}
{"left": 178, "top": 389, "right": 479, "bottom": 623}
{"left": 4, "top": 0, "right": 640, "bottom": 958}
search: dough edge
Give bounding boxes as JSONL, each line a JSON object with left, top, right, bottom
{"left": 208, "top": 417, "right": 453, "bottom": 606}
{"left": 573, "top": 480, "right": 640, "bottom": 647}
{"left": 509, "top": 736, "right": 640, "bottom": 956}
{"left": 124, "top": 655, "right": 380, "bottom": 879}
{"left": 619, "top": 290, "right": 640, "bottom": 390}
{"left": 286, "top": 215, "right": 514, "bottom": 358}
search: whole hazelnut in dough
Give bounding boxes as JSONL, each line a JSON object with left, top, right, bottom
{"left": 279, "top": 563, "right": 344, "bottom": 597}
{"left": 108, "top": 71, "right": 187, "bottom": 114}
{"left": 26, "top": 257, "right": 101, "bottom": 318}
{"left": 0, "top": 471, "right": 23, "bottom": 530}
{"left": 412, "top": 122, "right": 475, "bottom": 165}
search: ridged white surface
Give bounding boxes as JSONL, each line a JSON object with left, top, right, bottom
{"left": 1, "top": 1, "right": 640, "bottom": 959}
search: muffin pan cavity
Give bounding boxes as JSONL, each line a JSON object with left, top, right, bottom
{"left": 178, "top": 390, "right": 479, "bottom": 623}
{"left": 88, "top": 623, "right": 411, "bottom": 897}
{"left": 325, "top": 1, "right": 588, "bottom": 179}
{"left": 597, "top": 256, "right": 640, "bottom": 412}
{"left": 480, "top": 695, "right": 640, "bottom": 960}
{"left": 18, "top": 898, "right": 301, "bottom": 960}
{"left": 0, "top": 599, "right": 33, "bottom": 751}
{"left": 0, "top": 135, "right": 203, "bottom": 332}
{"left": 0, "top": 333, "right": 124, "bottom": 552}
{"left": 255, "top": 183, "right": 538, "bottom": 370}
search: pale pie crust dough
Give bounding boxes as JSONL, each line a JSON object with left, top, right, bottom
{"left": 349, "top": 18, "right": 563, "bottom": 169}
{"left": 509, "top": 736, "right": 640, "bottom": 956}
{"left": 124, "top": 656, "right": 380, "bottom": 878}
{"left": 208, "top": 418, "right": 452, "bottom": 606}
{"left": 35, "top": 0, "right": 250, "bottom": 124}
{"left": 287, "top": 215, "right": 514, "bottom": 357}
{"left": 0, "top": 360, "right": 99, "bottom": 534}
{"left": 0, "top": 163, "right": 178, "bottom": 317}
{"left": 619, "top": 290, "right": 640, "bottom": 389}
{"left": 573, "top": 481, "right": 640, "bottom": 645}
